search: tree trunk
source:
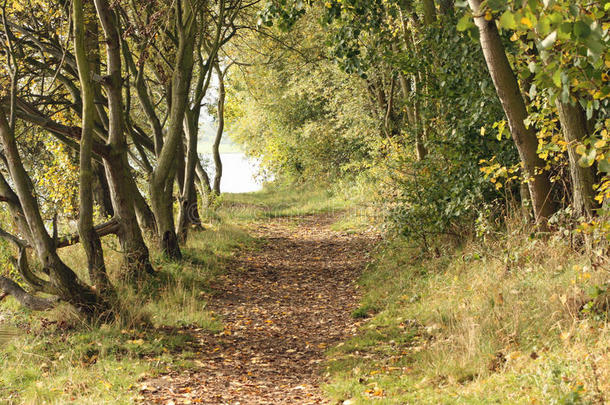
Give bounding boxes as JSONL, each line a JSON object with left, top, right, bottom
{"left": 177, "top": 111, "right": 203, "bottom": 243}
{"left": 469, "top": 0, "right": 556, "bottom": 226}
{"left": 556, "top": 100, "right": 598, "bottom": 218}
{"left": 0, "top": 276, "right": 58, "bottom": 310}
{"left": 397, "top": 6, "right": 427, "bottom": 160}
{"left": 94, "top": 0, "right": 154, "bottom": 276}
{"left": 0, "top": 106, "right": 106, "bottom": 316}
{"left": 422, "top": 0, "right": 437, "bottom": 25}
{"left": 149, "top": 1, "right": 196, "bottom": 259}
{"left": 151, "top": 172, "right": 181, "bottom": 259}
{"left": 92, "top": 161, "right": 114, "bottom": 218}
{"left": 212, "top": 62, "right": 227, "bottom": 195}
{"left": 0, "top": 172, "right": 32, "bottom": 244}
{"left": 196, "top": 159, "right": 212, "bottom": 198}
{"left": 132, "top": 183, "right": 156, "bottom": 234}
{"left": 104, "top": 157, "right": 155, "bottom": 276}
{"left": 74, "top": 0, "right": 114, "bottom": 295}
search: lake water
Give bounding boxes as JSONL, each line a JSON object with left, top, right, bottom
{"left": 201, "top": 153, "right": 263, "bottom": 193}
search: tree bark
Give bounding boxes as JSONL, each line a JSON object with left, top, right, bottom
{"left": 212, "top": 62, "right": 227, "bottom": 195}
{"left": 92, "top": 161, "right": 114, "bottom": 218}
{"left": 0, "top": 172, "right": 32, "bottom": 244}
{"left": 0, "top": 276, "right": 57, "bottom": 311}
{"left": 556, "top": 100, "right": 598, "bottom": 218}
{"left": 422, "top": 0, "right": 437, "bottom": 25}
{"left": 397, "top": 6, "right": 427, "bottom": 160}
{"left": 74, "top": 0, "right": 114, "bottom": 294}
{"left": 94, "top": 0, "right": 154, "bottom": 276}
{"left": 149, "top": 0, "right": 197, "bottom": 259}
{"left": 0, "top": 106, "right": 105, "bottom": 316}
{"left": 177, "top": 111, "right": 204, "bottom": 242}
{"left": 196, "top": 159, "right": 212, "bottom": 198}
{"left": 469, "top": 0, "right": 556, "bottom": 226}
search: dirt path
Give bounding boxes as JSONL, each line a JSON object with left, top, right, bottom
{"left": 141, "top": 214, "right": 377, "bottom": 404}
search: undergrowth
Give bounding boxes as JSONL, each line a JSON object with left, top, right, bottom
{"left": 324, "top": 216, "right": 609, "bottom": 404}
{"left": 0, "top": 221, "right": 253, "bottom": 404}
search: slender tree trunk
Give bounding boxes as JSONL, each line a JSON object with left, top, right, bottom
{"left": 556, "top": 100, "right": 598, "bottom": 218}
{"left": 212, "top": 62, "right": 227, "bottom": 195}
{"left": 149, "top": 1, "right": 197, "bottom": 259}
{"left": 196, "top": 159, "right": 212, "bottom": 198}
{"left": 94, "top": 0, "right": 154, "bottom": 276}
{"left": 74, "top": 0, "right": 113, "bottom": 295}
{"left": 0, "top": 173, "right": 32, "bottom": 244}
{"left": 469, "top": 0, "right": 556, "bottom": 226}
{"left": 422, "top": 0, "right": 437, "bottom": 25}
{"left": 177, "top": 110, "right": 203, "bottom": 242}
{"left": 131, "top": 182, "right": 156, "bottom": 233}
{"left": 92, "top": 161, "right": 114, "bottom": 218}
{"left": 398, "top": 6, "right": 427, "bottom": 159}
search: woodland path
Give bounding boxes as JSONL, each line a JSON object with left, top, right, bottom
{"left": 141, "top": 213, "right": 377, "bottom": 404}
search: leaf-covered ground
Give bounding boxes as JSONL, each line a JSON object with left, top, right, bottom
{"left": 141, "top": 213, "right": 378, "bottom": 404}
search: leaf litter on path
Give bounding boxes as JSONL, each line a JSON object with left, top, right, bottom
{"left": 140, "top": 214, "right": 378, "bottom": 404}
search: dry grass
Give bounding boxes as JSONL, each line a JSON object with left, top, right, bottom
{"left": 324, "top": 217, "right": 609, "bottom": 404}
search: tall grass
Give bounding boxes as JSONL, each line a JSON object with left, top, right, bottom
{"left": 324, "top": 213, "right": 609, "bottom": 404}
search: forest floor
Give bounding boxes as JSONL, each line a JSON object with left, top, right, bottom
{"left": 140, "top": 212, "right": 378, "bottom": 404}
{"left": 4, "top": 186, "right": 604, "bottom": 404}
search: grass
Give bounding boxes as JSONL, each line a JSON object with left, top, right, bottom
{"left": 218, "top": 181, "right": 374, "bottom": 232}
{"left": 0, "top": 182, "right": 368, "bottom": 404}
{"left": 0, "top": 219, "right": 254, "bottom": 404}
{"left": 4, "top": 184, "right": 603, "bottom": 404}
{"left": 323, "top": 219, "right": 609, "bottom": 404}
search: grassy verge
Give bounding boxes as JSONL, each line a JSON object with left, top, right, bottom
{"left": 324, "top": 228, "right": 609, "bottom": 404}
{"left": 0, "top": 221, "right": 253, "bottom": 404}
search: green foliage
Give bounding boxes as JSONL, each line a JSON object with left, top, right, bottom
{"left": 379, "top": 13, "right": 517, "bottom": 243}
{"left": 226, "top": 15, "right": 376, "bottom": 184}
{"left": 493, "top": 0, "right": 610, "bottom": 206}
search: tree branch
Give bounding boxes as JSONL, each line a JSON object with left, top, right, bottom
{"left": 0, "top": 276, "right": 57, "bottom": 310}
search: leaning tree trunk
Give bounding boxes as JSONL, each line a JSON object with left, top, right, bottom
{"left": 149, "top": 1, "right": 196, "bottom": 259}
{"left": 94, "top": 0, "right": 154, "bottom": 277}
{"left": 556, "top": 100, "right": 598, "bottom": 218}
{"left": 0, "top": 106, "right": 106, "bottom": 316}
{"left": 74, "top": 0, "right": 114, "bottom": 295}
{"left": 177, "top": 110, "right": 204, "bottom": 243}
{"left": 196, "top": 159, "right": 212, "bottom": 198}
{"left": 469, "top": 0, "right": 556, "bottom": 226}
{"left": 92, "top": 161, "right": 114, "bottom": 218}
